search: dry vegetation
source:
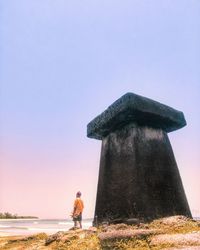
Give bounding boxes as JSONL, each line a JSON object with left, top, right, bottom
{"left": 1, "top": 216, "right": 200, "bottom": 250}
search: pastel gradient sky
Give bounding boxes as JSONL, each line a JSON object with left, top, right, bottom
{"left": 0, "top": 1, "right": 199, "bottom": 219}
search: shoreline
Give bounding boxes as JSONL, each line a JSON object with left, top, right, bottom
{"left": 0, "top": 219, "right": 92, "bottom": 238}
{"left": 0, "top": 218, "right": 39, "bottom": 222}
{"left": 0, "top": 216, "right": 200, "bottom": 249}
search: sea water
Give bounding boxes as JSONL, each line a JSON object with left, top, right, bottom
{"left": 0, "top": 218, "right": 93, "bottom": 236}
{"left": 1, "top": 217, "right": 199, "bottom": 236}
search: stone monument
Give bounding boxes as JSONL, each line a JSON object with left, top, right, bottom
{"left": 87, "top": 93, "right": 191, "bottom": 224}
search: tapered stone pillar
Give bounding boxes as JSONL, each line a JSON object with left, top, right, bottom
{"left": 87, "top": 93, "right": 191, "bottom": 224}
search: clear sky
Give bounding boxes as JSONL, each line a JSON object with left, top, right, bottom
{"left": 0, "top": 0, "right": 199, "bottom": 219}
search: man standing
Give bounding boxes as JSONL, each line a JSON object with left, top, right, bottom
{"left": 72, "top": 191, "right": 84, "bottom": 229}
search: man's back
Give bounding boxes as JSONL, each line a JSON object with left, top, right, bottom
{"left": 74, "top": 197, "right": 84, "bottom": 216}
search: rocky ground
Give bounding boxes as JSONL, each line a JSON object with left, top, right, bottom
{"left": 0, "top": 216, "right": 200, "bottom": 249}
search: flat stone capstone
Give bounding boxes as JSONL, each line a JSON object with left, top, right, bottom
{"left": 87, "top": 92, "right": 186, "bottom": 140}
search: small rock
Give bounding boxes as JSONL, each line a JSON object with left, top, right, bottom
{"left": 102, "top": 221, "right": 109, "bottom": 226}
{"left": 125, "top": 218, "right": 140, "bottom": 225}
{"left": 45, "top": 231, "right": 64, "bottom": 245}
{"left": 110, "top": 218, "right": 124, "bottom": 224}
{"left": 88, "top": 226, "right": 98, "bottom": 233}
{"left": 79, "top": 233, "right": 86, "bottom": 239}
{"left": 60, "top": 234, "right": 79, "bottom": 243}
{"left": 69, "top": 226, "right": 81, "bottom": 230}
{"left": 105, "top": 223, "right": 130, "bottom": 232}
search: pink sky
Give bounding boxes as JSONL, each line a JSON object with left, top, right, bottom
{"left": 1, "top": 1, "right": 199, "bottom": 219}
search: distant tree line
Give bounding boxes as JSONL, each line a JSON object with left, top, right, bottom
{"left": 0, "top": 212, "right": 38, "bottom": 219}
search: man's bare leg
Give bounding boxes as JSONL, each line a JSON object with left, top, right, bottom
{"left": 74, "top": 220, "right": 78, "bottom": 228}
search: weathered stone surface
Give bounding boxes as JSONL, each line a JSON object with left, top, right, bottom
{"left": 165, "top": 246, "right": 200, "bottom": 250}
{"left": 87, "top": 93, "right": 191, "bottom": 225}
{"left": 87, "top": 92, "right": 186, "bottom": 140}
{"left": 152, "top": 215, "right": 196, "bottom": 227}
{"left": 98, "top": 228, "right": 158, "bottom": 241}
{"left": 93, "top": 124, "right": 191, "bottom": 223}
{"left": 150, "top": 232, "right": 200, "bottom": 246}
{"left": 102, "top": 223, "right": 131, "bottom": 232}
